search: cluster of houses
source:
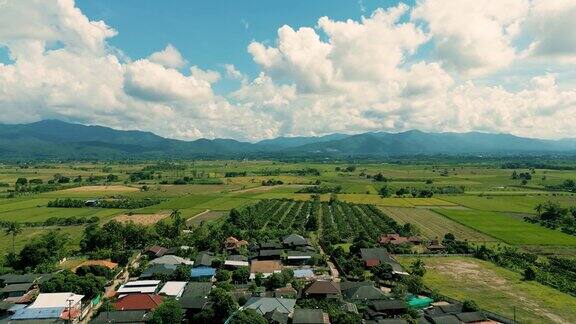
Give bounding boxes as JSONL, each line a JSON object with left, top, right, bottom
{"left": 0, "top": 232, "right": 508, "bottom": 323}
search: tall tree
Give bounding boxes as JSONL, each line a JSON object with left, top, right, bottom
{"left": 4, "top": 222, "right": 23, "bottom": 253}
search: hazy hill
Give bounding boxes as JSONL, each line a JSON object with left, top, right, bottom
{"left": 0, "top": 120, "right": 575, "bottom": 159}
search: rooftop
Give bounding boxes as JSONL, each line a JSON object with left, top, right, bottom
{"left": 11, "top": 307, "right": 65, "bottom": 320}
{"left": 29, "top": 292, "right": 83, "bottom": 309}
{"left": 92, "top": 310, "right": 148, "bottom": 323}
{"left": 114, "top": 294, "right": 163, "bottom": 311}
{"left": 244, "top": 297, "right": 296, "bottom": 315}
{"left": 158, "top": 281, "right": 187, "bottom": 298}
{"left": 250, "top": 260, "right": 283, "bottom": 274}
{"left": 190, "top": 267, "right": 216, "bottom": 278}
{"left": 149, "top": 255, "right": 194, "bottom": 266}
{"left": 292, "top": 308, "right": 325, "bottom": 324}
{"left": 304, "top": 281, "right": 341, "bottom": 295}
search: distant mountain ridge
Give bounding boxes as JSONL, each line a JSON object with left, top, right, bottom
{"left": 0, "top": 120, "right": 575, "bottom": 160}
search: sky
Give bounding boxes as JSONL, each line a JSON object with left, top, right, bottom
{"left": 0, "top": 0, "right": 576, "bottom": 141}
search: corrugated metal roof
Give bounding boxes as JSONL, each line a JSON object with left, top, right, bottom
{"left": 190, "top": 267, "right": 216, "bottom": 277}
{"left": 123, "top": 280, "right": 161, "bottom": 287}
{"left": 29, "top": 293, "right": 83, "bottom": 309}
{"left": 159, "top": 281, "right": 187, "bottom": 298}
{"left": 11, "top": 307, "right": 64, "bottom": 320}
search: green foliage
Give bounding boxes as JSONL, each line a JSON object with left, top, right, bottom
{"left": 229, "top": 309, "right": 267, "bottom": 324}
{"left": 378, "top": 186, "right": 392, "bottom": 197}
{"left": 80, "top": 221, "right": 153, "bottom": 253}
{"left": 215, "top": 269, "right": 231, "bottom": 282}
{"left": 372, "top": 262, "right": 393, "bottom": 280}
{"left": 462, "top": 299, "right": 480, "bottom": 312}
{"left": 232, "top": 267, "right": 250, "bottom": 284}
{"left": 209, "top": 288, "right": 238, "bottom": 321}
{"left": 149, "top": 298, "right": 183, "bottom": 324}
{"left": 298, "top": 185, "right": 342, "bottom": 194}
{"left": 47, "top": 197, "right": 163, "bottom": 209}
{"left": 76, "top": 265, "right": 114, "bottom": 279}
{"left": 40, "top": 270, "right": 105, "bottom": 299}
{"left": 402, "top": 274, "right": 424, "bottom": 294}
{"left": 11, "top": 230, "right": 69, "bottom": 270}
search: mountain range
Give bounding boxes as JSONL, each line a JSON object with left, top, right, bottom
{"left": 0, "top": 120, "right": 575, "bottom": 160}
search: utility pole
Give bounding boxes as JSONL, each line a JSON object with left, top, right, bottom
{"left": 67, "top": 297, "right": 74, "bottom": 324}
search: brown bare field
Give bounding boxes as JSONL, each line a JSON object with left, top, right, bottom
{"left": 113, "top": 211, "right": 170, "bottom": 225}
{"left": 61, "top": 185, "right": 139, "bottom": 193}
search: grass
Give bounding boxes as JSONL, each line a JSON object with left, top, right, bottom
{"left": 442, "top": 195, "right": 576, "bottom": 214}
{"left": 0, "top": 226, "right": 85, "bottom": 253}
{"left": 381, "top": 207, "right": 495, "bottom": 242}
{"left": 435, "top": 209, "right": 576, "bottom": 246}
{"left": 397, "top": 256, "right": 576, "bottom": 324}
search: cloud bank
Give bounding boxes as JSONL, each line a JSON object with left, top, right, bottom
{"left": 0, "top": 0, "right": 575, "bottom": 140}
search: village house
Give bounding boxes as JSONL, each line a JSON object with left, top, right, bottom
{"left": 117, "top": 280, "right": 161, "bottom": 296}
{"left": 250, "top": 260, "right": 283, "bottom": 279}
{"left": 292, "top": 308, "right": 330, "bottom": 324}
{"left": 302, "top": 280, "right": 341, "bottom": 299}
{"left": 243, "top": 297, "right": 296, "bottom": 317}
{"left": 10, "top": 292, "right": 84, "bottom": 322}
{"left": 149, "top": 255, "right": 194, "bottom": 266}
{"left": 360, "top": 248, "right": 409, "bottom": 276}
{"left": 114, "top": 294, "right": 164, "bottom": 312}
{"left": 158, "top": 281, "right": 187, "bottom": 299}
{"left": 179, "top": 282, "right": 212, "bottom": 319}
{"left": 378, "top": 233, "right": 422, "bottom": 245}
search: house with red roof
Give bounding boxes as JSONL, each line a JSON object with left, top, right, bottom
{"left": 114, "top": 294, "right": 164, "bottom": 311}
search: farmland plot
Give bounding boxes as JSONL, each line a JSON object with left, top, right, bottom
{"left": 435, "top": 209, "right": 576, "bottom": 246}
{"left": 381, "top": 207, "right": 495, "bottom": 242}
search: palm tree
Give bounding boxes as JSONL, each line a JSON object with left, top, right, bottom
{"left": 170, "top": 209, "right": 185, "bottom": 235}
{"left": 5, "top": 222, "right": 23, "bottom": 253}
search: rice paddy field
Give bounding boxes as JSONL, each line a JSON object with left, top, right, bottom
{"left": 380, "top": 207, "right": 496, "bottom": 242}
{"left": 434, "top": 209, "right": 576, "bottom": 246}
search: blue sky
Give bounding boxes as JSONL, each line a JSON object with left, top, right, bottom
{"left": 76, "top": 0, "right": 411, "bottom": 92}
{"left": 1, "top": 0, "right": 575, "bottom": 140}
{"left": 76, "top": 1, "right": 397, "bottom": 68}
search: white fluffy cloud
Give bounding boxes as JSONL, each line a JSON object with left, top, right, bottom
{"left": 0, "top": 0, "right": 575, "bottom": 141}
{"left": 148, "top": 44, "right": 187, "bottom": 69}
{"left": 412, "top": 0, "right": 529, "bottom": 76}
{"left": 523, "top": 0, "right": 576, "bottom": 61}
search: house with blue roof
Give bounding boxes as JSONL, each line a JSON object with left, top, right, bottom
{"left": 190, "top": 267, "right": 216, "bottom": 282}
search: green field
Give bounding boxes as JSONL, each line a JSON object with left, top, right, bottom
{"left": 2, "top": 160, "right": 576, "bottom": 257}
{"left": 397, "top": 256, "right": 576, "bottom": 324}
{"left": 442, "top": 195, "right": 576, "bottom": 214}
{"left": 435, "top": 209, "right": 576, "bottom": 246}
{"left": 0, "top": 226, "right": 84, "bottom": 253}
{"left": 381, "top": 207, "right": 495, "bottom": 242}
